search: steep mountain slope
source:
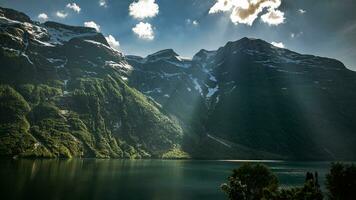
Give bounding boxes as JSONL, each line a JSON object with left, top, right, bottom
{"left": 0, "top": 7, "right": 186, "bottom": 158}
{"left": 201, "top": 38, "right": 356, "bottom": 160}
{"left": 127, "top": 38, "right": 356, "bottom": 160}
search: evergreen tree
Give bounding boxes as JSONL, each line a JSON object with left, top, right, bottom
{"left": 326, "top": 163, "right": 356, "bottom": 200}
{"left": 221, "top": 163, "right": 279, "bottom": 200}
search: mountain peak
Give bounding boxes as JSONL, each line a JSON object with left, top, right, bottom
{"left": 239, "top": 37, "right": 258, "bottom": 41}
{"left": 193, "top": 49, "right": 217, "bottom": 61}
{"left": 44, "top": 21, "right": 98, "bottom": 34}
{"left": 0, "top": 6, "right": 32, "bottom": 23}
{"left": 148, "top": 49, "right": 178, "bottom": 58}
{"left": 227, "top": 37, "right": 271, "bottom": 48}
{"left": 144, "top": 49, "right": 180, "bottom": 62}
{"left": 215, "top": 37, "right": 276, "bottom": 57}
{"left": 42, "top": 21, "right": 109, "bottom": 47}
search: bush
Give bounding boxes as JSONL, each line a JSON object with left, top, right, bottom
{"left": 326, "top": 163, "right": 356, "bottom": 200}
{"left": 222, "top": 164, "right": 323, "bottom": 200}
{"left": 274, "top": 172, "right": 323, "bottom": 200}
{"left": 221, "top": 163, "right": 279, "bottom": 200}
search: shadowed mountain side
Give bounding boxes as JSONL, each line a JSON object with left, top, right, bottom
{"left": 127, "top": 38, "right": 356, "bottom": 160}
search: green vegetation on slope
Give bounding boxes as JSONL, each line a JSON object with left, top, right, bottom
{"left": 0, "top": 74, "right": 185, "bottom": 158}
{"left": 0, "top": 85, "right": 52, "bottom": 157}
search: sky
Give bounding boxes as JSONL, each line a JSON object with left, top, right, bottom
{"left": 1, "top": 0, "right": 356, "bottom": 71}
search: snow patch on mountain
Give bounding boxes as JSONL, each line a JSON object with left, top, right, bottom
{"left": 46, "top": 28, "right": 97, "bottom": 46}
{"left": 1, "top": 46, "right": 20, "bottom": 54}
{"left": 144, "top": 88, "right": 162, "bottom": 94}
{"left": 165, "top": 60, "right": 191, "bottom": 68}
{"left": 0, "top": 16, "right": 21, "bottom": 25}
{"left": 1, "top": 46, "right": 33, "bottom": 65}
{"left": 84, "top": 40, "right": 122, "bottom": 55}
{"left": 105, "top": 60, "right": 132, "bottom": 71}
{"left": 47, "top": 58, "right": 66, "bottom": 63}
{"left": 120, "top": 76, "right": 128, "bottom": 81}
{"left": 21, "top": 52, "right": 33, "bottom": 64}
{"left": 206, "top": 85, "right": 219, "bottom": 98}
{"left": 190, "top": 75, "right": 203, "bottom": 95}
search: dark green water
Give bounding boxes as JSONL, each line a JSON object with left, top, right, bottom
{"left": 0, "top": 159, "right": 331, "bottom": 200}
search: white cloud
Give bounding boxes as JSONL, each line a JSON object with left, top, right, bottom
{"left": 132, "top": 22, "right": 154, "bottom": 40}
{"left": 66, "top": 3, "right": 81, "bottom": 13}
{"left": 56, "top": 11, "right": 68, "bottom": 19}
{"left": 84, "top": 21, "right": 100, "bottom": 32}
{"left": 105, "top": 35, "right": 120, "bottom": 50}
{"left": 298, "top": 9, "right": 306, "bottom": 14}
{"left": 186, "top": 19, "right": 199, "bottom": 26}
{"left": 261, "top": 9, "right": 285, "bottom": 25}
{"left": 209, "top": 0, "right": 285, "bottom": 26}
{"left": 271, "top": 41, "right": 284, "bottom": 48}
{"left": 290, "top": 32, "right": 303, "bottom": 39}
{"left": 129, "top": 0, "right": 159, "bottom": 20}
{"left": 99, "top": 0, "right": 107, "bottom": 7}
{"left": 209, "top": 0, "right": 236, "bottom": 13}
{"left": 38, "top": 13, "right": 48, "bottom": 21}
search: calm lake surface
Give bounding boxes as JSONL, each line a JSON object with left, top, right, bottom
{"left": 0, "top": 159, "right": 332, "bottom": 200}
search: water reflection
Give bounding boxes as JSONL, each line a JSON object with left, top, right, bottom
{"left": 0, "top": 159, "right": 331, "bottom": 200}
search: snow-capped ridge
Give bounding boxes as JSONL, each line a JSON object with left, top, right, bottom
{"left": 44, "top": 21, "right": 98, "bottom": 35}
{"left": 84, "top": 40, "right": 122, "bottom": 55}
{"left": 0, "top": 7, "right": 32, "bottom": 23}
{"left": 145, "top": 49, "right": 180, "bottom": 63}
{"left": 127, "top": 49, "right": 192, "bottom": 68}
{"left": 44, "top": 22, "right": 107, "bottom": 46}
{"left": 148, "top": 49, "right": 178, "bottom": 57}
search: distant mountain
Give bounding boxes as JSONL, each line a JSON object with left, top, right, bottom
{"left": 1, "top": 7, "right": 356, "bottom": 160}
{"left": 127, "top": 38, "right": 356, "bottom": 160}
{"left": 0, "top": 7, "right": 186, "bottom": 159}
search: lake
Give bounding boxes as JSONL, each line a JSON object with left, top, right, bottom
{"left": 0, "top": 159, "right": 331, "bottom": 200}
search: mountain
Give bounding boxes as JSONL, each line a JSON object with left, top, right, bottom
{"left": 1, "top": 7, "right": 356, "bottom": 160}
{"left": 0, "top": 7, "right": 187, "bottom": 159}
{"left": 126, "top": 49, "right": 207, "bottom": 134}
{"left": 127, "top": 38, "right": 356, "bottom": 160}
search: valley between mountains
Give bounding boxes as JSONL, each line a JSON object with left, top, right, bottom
{"left": 1, "top": 7, "right": 356, "bottom": 160}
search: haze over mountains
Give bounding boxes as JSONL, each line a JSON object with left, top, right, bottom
{"left": 1, "top": 7, "right": 356, "bottom": 160}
